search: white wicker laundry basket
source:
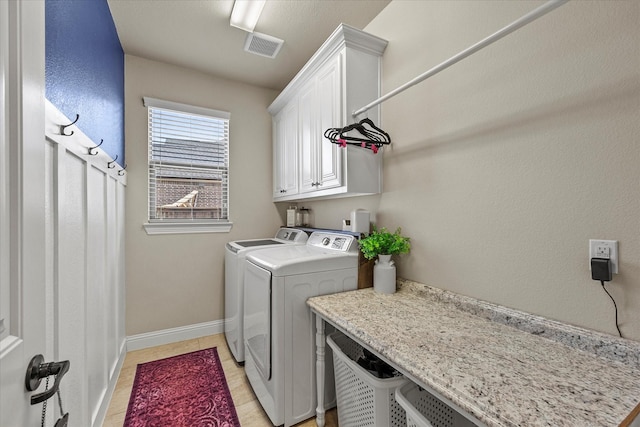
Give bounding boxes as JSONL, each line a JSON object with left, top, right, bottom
{"left": 326, "top": 331, "right": 409, "bottom": 427}
{"left": 395, "top": 382, "right": 477, "bottom": 427}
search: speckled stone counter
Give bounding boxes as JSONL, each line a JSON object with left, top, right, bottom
{"left": 307, "top": 279, "right": 640, "bottom": 427}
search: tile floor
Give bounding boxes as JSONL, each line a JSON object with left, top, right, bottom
{"left": 102, "top": 333, "right": 338, "bottom": 426}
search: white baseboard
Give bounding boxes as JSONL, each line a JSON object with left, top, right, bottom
{"left": 126, "top": 320, "right": 225, "bottom": 351}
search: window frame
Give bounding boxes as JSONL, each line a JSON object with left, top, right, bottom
{"left": 142, "top": 97, "right": 232, "bottom": 235}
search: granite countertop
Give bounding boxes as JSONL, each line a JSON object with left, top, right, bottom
{"left": 307, "top": 279, "right": 640, "bottom": 427}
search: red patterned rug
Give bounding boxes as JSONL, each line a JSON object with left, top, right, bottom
{"left": 124, "top": 347, "right": 241, "bottom": 427}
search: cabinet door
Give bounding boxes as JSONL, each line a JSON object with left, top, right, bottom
{"left": 273, "top": 101, "right": 298, "bottom": 198}
{"left": 273, "top": 112, "right": 284, "bottom": 198}
{"left": 298, "top": 79, "right": 317, "bottom": 194}
{"left": 316, "top": 55, "right": 342, "bottom": 190}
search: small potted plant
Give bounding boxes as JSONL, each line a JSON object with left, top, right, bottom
{"left": 359, "top": 227, "right": 410, "bottom": 294}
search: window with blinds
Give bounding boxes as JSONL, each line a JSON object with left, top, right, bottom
{"left": 144, "top": 97, "right": 230, "bottom": 225}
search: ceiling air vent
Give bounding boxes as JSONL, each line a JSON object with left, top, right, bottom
{"left": 244, "top": 32, "right": 284, "bottom": 59}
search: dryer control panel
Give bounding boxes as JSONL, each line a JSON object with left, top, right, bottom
{"left": 307, "top": 232, "right": 357, "bottom": 252}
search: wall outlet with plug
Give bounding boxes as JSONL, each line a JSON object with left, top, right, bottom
{"left": 589, "top": 239, "right": 619, "bottom": 274}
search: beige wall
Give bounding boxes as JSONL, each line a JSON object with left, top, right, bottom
{"left": 125, "top": 55, "right": 280, "bottom": 335}
{"left": 299, "top": 1, "right": 640, "bottom": 340}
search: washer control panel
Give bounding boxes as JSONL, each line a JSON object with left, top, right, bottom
{"left": 308, "top": 232, "right": 357, "bottom": 252}
{"left": 275, "top": 227, "right": 309, "bottom": 242}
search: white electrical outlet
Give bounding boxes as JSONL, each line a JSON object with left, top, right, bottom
{"left": 589, "top": 239, "right": 619, "bottom": 274}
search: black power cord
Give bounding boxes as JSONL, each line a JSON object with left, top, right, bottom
{"left": 591, "top": 257, "right": 622, "bottom": 338}
{"left": 599, "top": 280, "right": 622, "bottom": 338}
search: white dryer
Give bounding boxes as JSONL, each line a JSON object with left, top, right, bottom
{"left": 224, "top": 227, "right": 308, "bottom": 363}
{"left": 243, "top": 231, "right": 359, "bottom": 427}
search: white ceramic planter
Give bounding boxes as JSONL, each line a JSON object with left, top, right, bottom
{"left": 373, "top": 254, "right": 396, "bottom": 294}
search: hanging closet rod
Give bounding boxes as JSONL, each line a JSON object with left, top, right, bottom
{"left": 352, "top": 0, "right": 569, "bottom": 118}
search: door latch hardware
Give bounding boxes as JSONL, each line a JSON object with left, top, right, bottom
{"left": 25, "top": 354, "right": 70, "bottom": 404}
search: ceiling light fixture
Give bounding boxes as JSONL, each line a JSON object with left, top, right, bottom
{"left": 230, "top": 0, "right": 266, "bottom": 33}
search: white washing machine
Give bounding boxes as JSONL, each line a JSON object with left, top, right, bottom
{"left": 243, "top": 231, "right": 359, "bottom": 427}
{"left": 224, "top": 227, "right": 308, "bottom": 363}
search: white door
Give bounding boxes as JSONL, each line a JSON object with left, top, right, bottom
{"left": 0, "top": 1, "right": 48, "bottom": 426}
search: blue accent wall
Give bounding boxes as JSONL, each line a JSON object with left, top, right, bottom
{"left": 46, "top": 0, "right": 125, "bottom": 166}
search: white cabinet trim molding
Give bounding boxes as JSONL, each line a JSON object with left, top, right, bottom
{"left": 268, "top": 24, "right": 388, "bottom": 115}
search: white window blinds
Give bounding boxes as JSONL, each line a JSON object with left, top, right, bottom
{"left": 144, "top": 97, "right": 230, "bottom": 224}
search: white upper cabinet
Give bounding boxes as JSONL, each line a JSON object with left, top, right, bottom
{"left": 273, "top": 101, "right": 298, "bottom": 197}
{"left": 269, "top": 24, "right": 388, "bottom": 202}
